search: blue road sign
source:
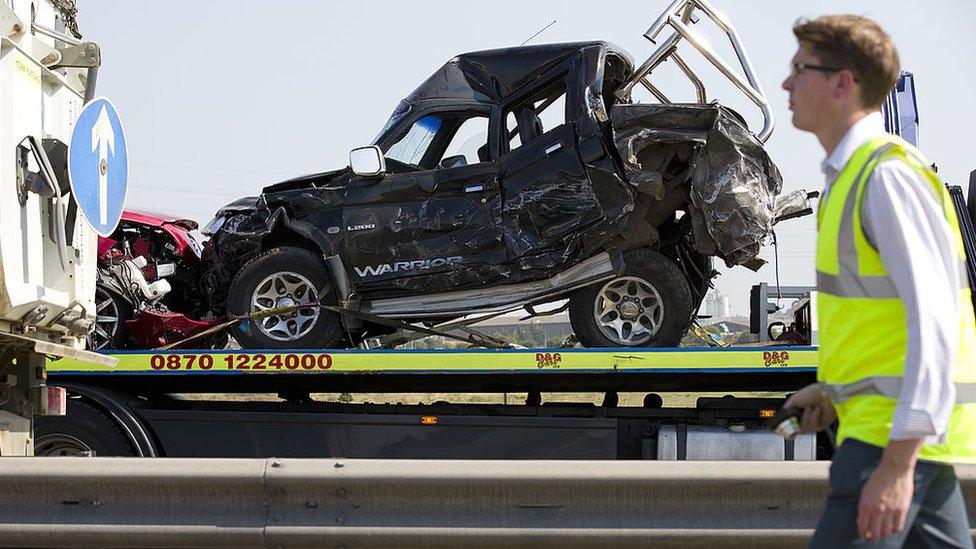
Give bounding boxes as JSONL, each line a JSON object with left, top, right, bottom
{"left": 68, "top": 97, "right": 128, "bottom": 237}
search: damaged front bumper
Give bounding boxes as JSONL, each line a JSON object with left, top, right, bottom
{"left": 200, "top": 196, "right": 269, "bottom": 311}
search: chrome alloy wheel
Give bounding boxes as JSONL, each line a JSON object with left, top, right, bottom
{"left": 250, "top": 271, "right": 320, "bottom": 342}
{"left": 593, "top": 276, "right": 664, "bottom": 345}
{"left": 88, "top": 286, "right": 121, "bottom": 351}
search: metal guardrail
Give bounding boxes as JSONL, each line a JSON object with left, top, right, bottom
{"left": 0, "top": 458, "right": 973, "bottom": 548}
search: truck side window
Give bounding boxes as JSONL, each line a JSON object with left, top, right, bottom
{"left": 504, "top": 80, "right": 567, "bottom": 153}
{"left": 441, "top": 115, "right": 489, "bottom": 166}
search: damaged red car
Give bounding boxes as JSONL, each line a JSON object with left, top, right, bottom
{"left": 90, "top": 210, "right": 225, "bottom": 351}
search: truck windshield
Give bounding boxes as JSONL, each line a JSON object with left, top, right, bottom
{"left": 371, "top": 100, "right": 411, "bottom": 145}
{"left": 384, "top": 115, "right": 443, "bottom": 166}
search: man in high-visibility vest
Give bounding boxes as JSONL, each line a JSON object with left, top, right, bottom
{"left": 781, "top": 14, "right": 976, "bottom": 547}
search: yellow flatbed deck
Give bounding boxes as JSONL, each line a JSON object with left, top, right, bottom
{"left": 48, "top": 346, "right": 817, "bottom": 393}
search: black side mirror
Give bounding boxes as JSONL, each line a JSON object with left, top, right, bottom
{"left": 439, "top": 155, "right": 468, "bottom": 170}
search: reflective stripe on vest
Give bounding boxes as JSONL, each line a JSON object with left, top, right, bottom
{"left": 819, "top": 141, "right": 971, "bottom": 298}
{"left": 817, "top": 261, "right": 970, "bottom": 298}
{"left": 821, "top": 378, "right": 976, "bottom": 405}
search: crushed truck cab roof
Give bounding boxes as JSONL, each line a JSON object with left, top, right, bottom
{"left": 404, "top": 41, "right": 633, "bottom": 105}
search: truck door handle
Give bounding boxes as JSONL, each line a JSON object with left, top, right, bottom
{"left": 545, "top": 143, "right": 562, "bottom": 155}
{"left": 465, "top": 184, "right": 484, "bottom": 193}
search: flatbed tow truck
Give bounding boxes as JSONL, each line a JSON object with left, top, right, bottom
{"left": 34, "top": 12, "right": 976, "bottom": 465}
{"left": 31, "top": 0, "right": 832, "bottom": 462}
{"left": 41, "top": 339, "right": 820, "bottom": 460}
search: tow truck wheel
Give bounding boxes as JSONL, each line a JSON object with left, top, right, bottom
{"left": 227, "top": 246, "right": 343, "bottom": 349}
{"left": 569, "top": 248, "right": 693, "bottom": 347}
{"left": 34, "top": 400, "right": 137, "bottom": 457}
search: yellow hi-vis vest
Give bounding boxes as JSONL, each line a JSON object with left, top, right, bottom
{"left": 816, "top": 134, "right": 976, "bottom": 464}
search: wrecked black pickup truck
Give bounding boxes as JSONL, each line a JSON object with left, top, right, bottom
{"left": 201, "top": 0, "right": 809, "bottom": 349}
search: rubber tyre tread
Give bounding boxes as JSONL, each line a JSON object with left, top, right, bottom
{"left": 569, "top": 248, "right": 693, "bottom": 347}
{"left": 34, "top": 400, "right": 137, "bottom": 457}
{"left": 227, "top": 246, "right": 342, "bottom": 349}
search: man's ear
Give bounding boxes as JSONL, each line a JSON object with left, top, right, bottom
{"left": 833, "top": 70, "right": 859, "bottom": 102}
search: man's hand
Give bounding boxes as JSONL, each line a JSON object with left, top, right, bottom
{"left": 784, "top": 383, "right": 836, "bottom": 434}
{"left": 857, "top": 438, "right": 923, "bottom": 540}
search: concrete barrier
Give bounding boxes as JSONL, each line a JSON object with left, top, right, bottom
{"left": 0, "top": 458, "right": 972, "bottom": 548}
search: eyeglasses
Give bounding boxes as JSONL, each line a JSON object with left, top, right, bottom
{"left": 790, "top": 62, "right": 859, "bottom": 82}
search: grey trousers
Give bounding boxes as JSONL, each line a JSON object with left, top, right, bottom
{"left": 810, "top": 439, "right": 974, "bottom": 548}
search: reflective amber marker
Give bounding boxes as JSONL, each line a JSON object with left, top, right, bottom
{"left": 420, "top": 416, "right": 438, "bottom": 425}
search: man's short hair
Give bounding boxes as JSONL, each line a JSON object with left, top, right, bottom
{"left": 793, "top": 15, "right": 900, "bottom": 109}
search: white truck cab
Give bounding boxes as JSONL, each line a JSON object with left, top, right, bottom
{"left": 0, "top": 0, "right": 114, "bottom": 456}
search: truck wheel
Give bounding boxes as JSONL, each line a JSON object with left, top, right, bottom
{"left": 34, "top": 400, "right": 137, "bottom": 457}
{"left": 227, "top": 246, "right": 343, "bottom": 349}
{"left": 569, "top": 248, "right": 693, "bottom": 347}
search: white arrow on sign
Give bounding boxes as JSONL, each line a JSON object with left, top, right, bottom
{"left": 91, "top": 106, "right": 115, "bottom": 225}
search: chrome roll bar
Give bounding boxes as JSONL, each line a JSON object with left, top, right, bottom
{"left": 616, "top": 0, "right": 775, "bottom": 142}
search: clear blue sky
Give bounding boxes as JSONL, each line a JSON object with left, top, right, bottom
{"left": 79, "top": 0, "right": 976, "bottom": 314}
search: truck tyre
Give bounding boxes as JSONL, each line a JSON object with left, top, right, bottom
{"left": 227, "top": 246, "right": 343, "bottom": 349}
{"left": 34, "top": 400, "right": 137, "bottom": 457}
{"left": 569, "top": 248, "right": 693, "bottom": 347}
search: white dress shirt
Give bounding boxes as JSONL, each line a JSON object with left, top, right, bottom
{"left": 820, "top": 111, "right": 959, "bottom": 444}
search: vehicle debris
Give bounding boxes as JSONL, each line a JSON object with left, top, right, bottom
{"left": 611, "top": 102, "right": 784, "bottom": 269}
